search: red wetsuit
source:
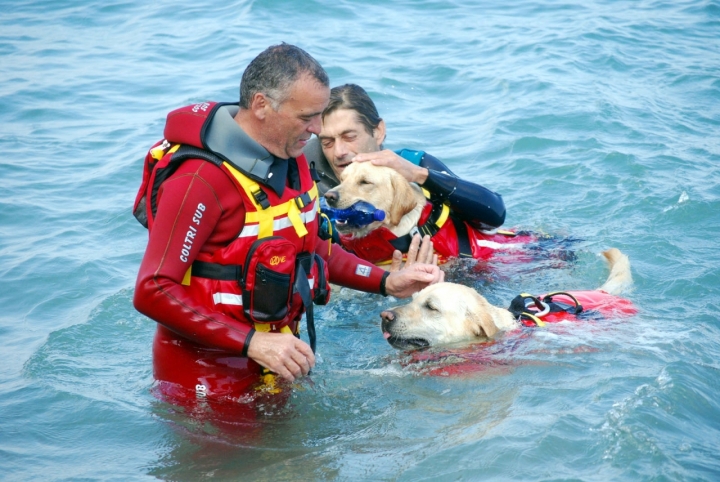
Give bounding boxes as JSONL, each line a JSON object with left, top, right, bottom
{"left": 133, "top": 103, "right": 388, "bottom": 405}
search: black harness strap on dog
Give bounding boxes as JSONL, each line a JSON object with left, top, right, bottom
{"left": 542, "top": 291, "right": 583, "bottom": 315}
{"left": 507, "top": 292, "right": 584, "bottom": 327}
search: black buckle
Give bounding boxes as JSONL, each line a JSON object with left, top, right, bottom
{"left": 252, "top": 189, "right": 270, "bottom": 209}
{"left": 295, "top": 192, "right": 312, "bottom": 209}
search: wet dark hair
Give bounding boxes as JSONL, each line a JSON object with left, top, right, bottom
{"left": 323, "top": 83, "right": 382, "bottom": 136}
{"left": 239, "top": 43, "right": 329, "bottom": 109}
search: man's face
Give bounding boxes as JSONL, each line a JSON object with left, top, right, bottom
{"left": 319, "top": 108, "right": 383, "bottom": 178}
{"left": 263, "top": 74, "right": 330, "bottom": 159}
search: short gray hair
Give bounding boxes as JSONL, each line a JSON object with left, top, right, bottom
{"left": 239, "top": 43, "right": 329, "bottom": 110}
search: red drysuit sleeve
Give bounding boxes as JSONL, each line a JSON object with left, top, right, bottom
{"left": 318, "top": 238, "right": 387, "bottom": 294}
{"left": 133, "top": 160, "right": 254, "bottom": 354}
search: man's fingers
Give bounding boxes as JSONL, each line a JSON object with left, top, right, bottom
{"left": 406, "top": 234, "right": 421, "bottom": 265}
{"left": 247, "top": 332, "right": 315, "bottom": 382}
{"left": 389, "top": 249, "right": 403, "bottom": 272}
{"left": 418, "top": 235, "right": 433, "bottom": 264}
{"left": 293, "top": 338, "right": 316, "bottom": 371}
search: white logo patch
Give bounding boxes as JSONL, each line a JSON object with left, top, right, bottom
{"left": 355, "top": 264, "right": 372, "bottom": 277}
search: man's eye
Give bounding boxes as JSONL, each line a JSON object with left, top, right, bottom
{"left": 321, "top": 140, "right": 333, "bottom": 148}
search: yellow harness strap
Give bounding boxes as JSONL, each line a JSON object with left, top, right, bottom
{"left": 223, "top": 162, "right": 317, "bottom": 239}
{"left": 522, "top": 312, "right": 546, "bottom": 327}
{"left": 421, "top": 188, "right": 451, "bottom": 231}
{"left": 436, "top": 203, "right": 451, "bottom": 229}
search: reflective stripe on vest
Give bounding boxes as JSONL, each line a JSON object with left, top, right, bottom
{"left": 211, "top": 278, "right": 315, "bottom": 307}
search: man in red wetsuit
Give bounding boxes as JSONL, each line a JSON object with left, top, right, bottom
{"left": 133, "top": 43, "right": 443, "bottom": 401}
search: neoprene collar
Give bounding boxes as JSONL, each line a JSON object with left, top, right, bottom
{"left": 203, "top": 103, "right": 290, "bottom": 195}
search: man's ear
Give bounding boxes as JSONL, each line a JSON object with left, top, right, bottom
{"left": 249, "top": 92, "right": 273, "bottom": 120}
{"left": 373, "top": 119, "right": 387, "bottom": 147}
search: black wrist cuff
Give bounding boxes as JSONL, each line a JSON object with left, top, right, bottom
{"left": 379, "top": 271, "right": 391, "bottom": 297}
{"left": 242, "top": 328, "right": 256, "bottom": 357}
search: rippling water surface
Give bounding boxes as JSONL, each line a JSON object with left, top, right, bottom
{"left": 2, "top": 0, "right": 719, "bottom": 480}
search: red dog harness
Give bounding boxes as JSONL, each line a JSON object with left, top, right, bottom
{"left": 509, "top": 290, "right": 637, "bottom": 326}
{"left": 339, "top": 199, "right": 538, "bottom": 265}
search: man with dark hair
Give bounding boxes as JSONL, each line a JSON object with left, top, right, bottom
{"left": 133, "top": 45, "right": 443, "bottom": 403}
{"left": 304, "top": 83, "right": 506, "bottom": 231}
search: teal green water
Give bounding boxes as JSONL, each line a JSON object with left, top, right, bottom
{"left": 2, "top": 0, "right": 719, "bottom": 480}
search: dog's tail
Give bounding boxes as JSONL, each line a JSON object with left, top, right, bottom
{"left": 597, "top": 248, "right": 633, "bottom": 295}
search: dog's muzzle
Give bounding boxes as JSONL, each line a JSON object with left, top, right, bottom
{"left": 380, "top": 310, "right": 430, "bottom": 350}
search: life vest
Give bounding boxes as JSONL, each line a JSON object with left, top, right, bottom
{"left": 509, "top": 290, "right": 637, "bottom": 326}
{"left": 134, "top": 102, "right": 331, "bottom": 401}
{"left": 338, "top": 192, "right": 536, "bottom": 265}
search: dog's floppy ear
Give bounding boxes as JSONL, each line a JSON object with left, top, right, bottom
{"left": 464, "top": 292, "right": 500, "bottom": 339}
{"left": 388, "top": 172, "right": 420, "bottom": 226}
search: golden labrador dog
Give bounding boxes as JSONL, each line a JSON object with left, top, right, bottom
{"left": 324, "top": 161, "right": 427, "bottom": 239}
{"left": 323, "top": 161, "right": 564, "bottom": 266}
{"left": 380, "top": 248, "right": 635, "bottom": 350}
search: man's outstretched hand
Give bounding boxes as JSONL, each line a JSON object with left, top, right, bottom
{"left": 388, "top": 233, "right": 437, "bottom": 272}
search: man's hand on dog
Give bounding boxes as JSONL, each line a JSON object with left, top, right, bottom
{"left": 353, "top": 149, "right": 429, "bottom": 185}
{"left": 385, "top": 262, "right": 444, "bottom": 299}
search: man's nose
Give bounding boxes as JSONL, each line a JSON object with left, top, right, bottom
{"left": 334, "top": 139, "right": 349, "bottom": 159}
{"left": 308, "top": 115, "right": 322, "bottom": 135}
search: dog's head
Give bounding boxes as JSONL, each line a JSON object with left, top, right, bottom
{"left": 379, "top": 282, "right": 517, "bottom": 350}
{"left": 323, "top": 162, "right": 421, "bottom": 238}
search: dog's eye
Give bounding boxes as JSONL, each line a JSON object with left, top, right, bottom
{"left": 424, "top": 301, "right": 438, "bottom": 312}
{"left": 359, "top": 178, "right": 372, "bottom": 186}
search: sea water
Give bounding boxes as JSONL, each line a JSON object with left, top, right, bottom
{"left": 1, "top": 0, "right": 719, "bottom": 480}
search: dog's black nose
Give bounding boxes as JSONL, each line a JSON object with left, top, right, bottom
{"left": 324, "top": 190, "right": 339, "bottom": 207}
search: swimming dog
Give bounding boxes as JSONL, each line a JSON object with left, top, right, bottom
{"left": 379, "top": 248, "right": 635, "bottom": 350}
{"left": 323, "top": 161, "right": 568, "bottom": 266}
